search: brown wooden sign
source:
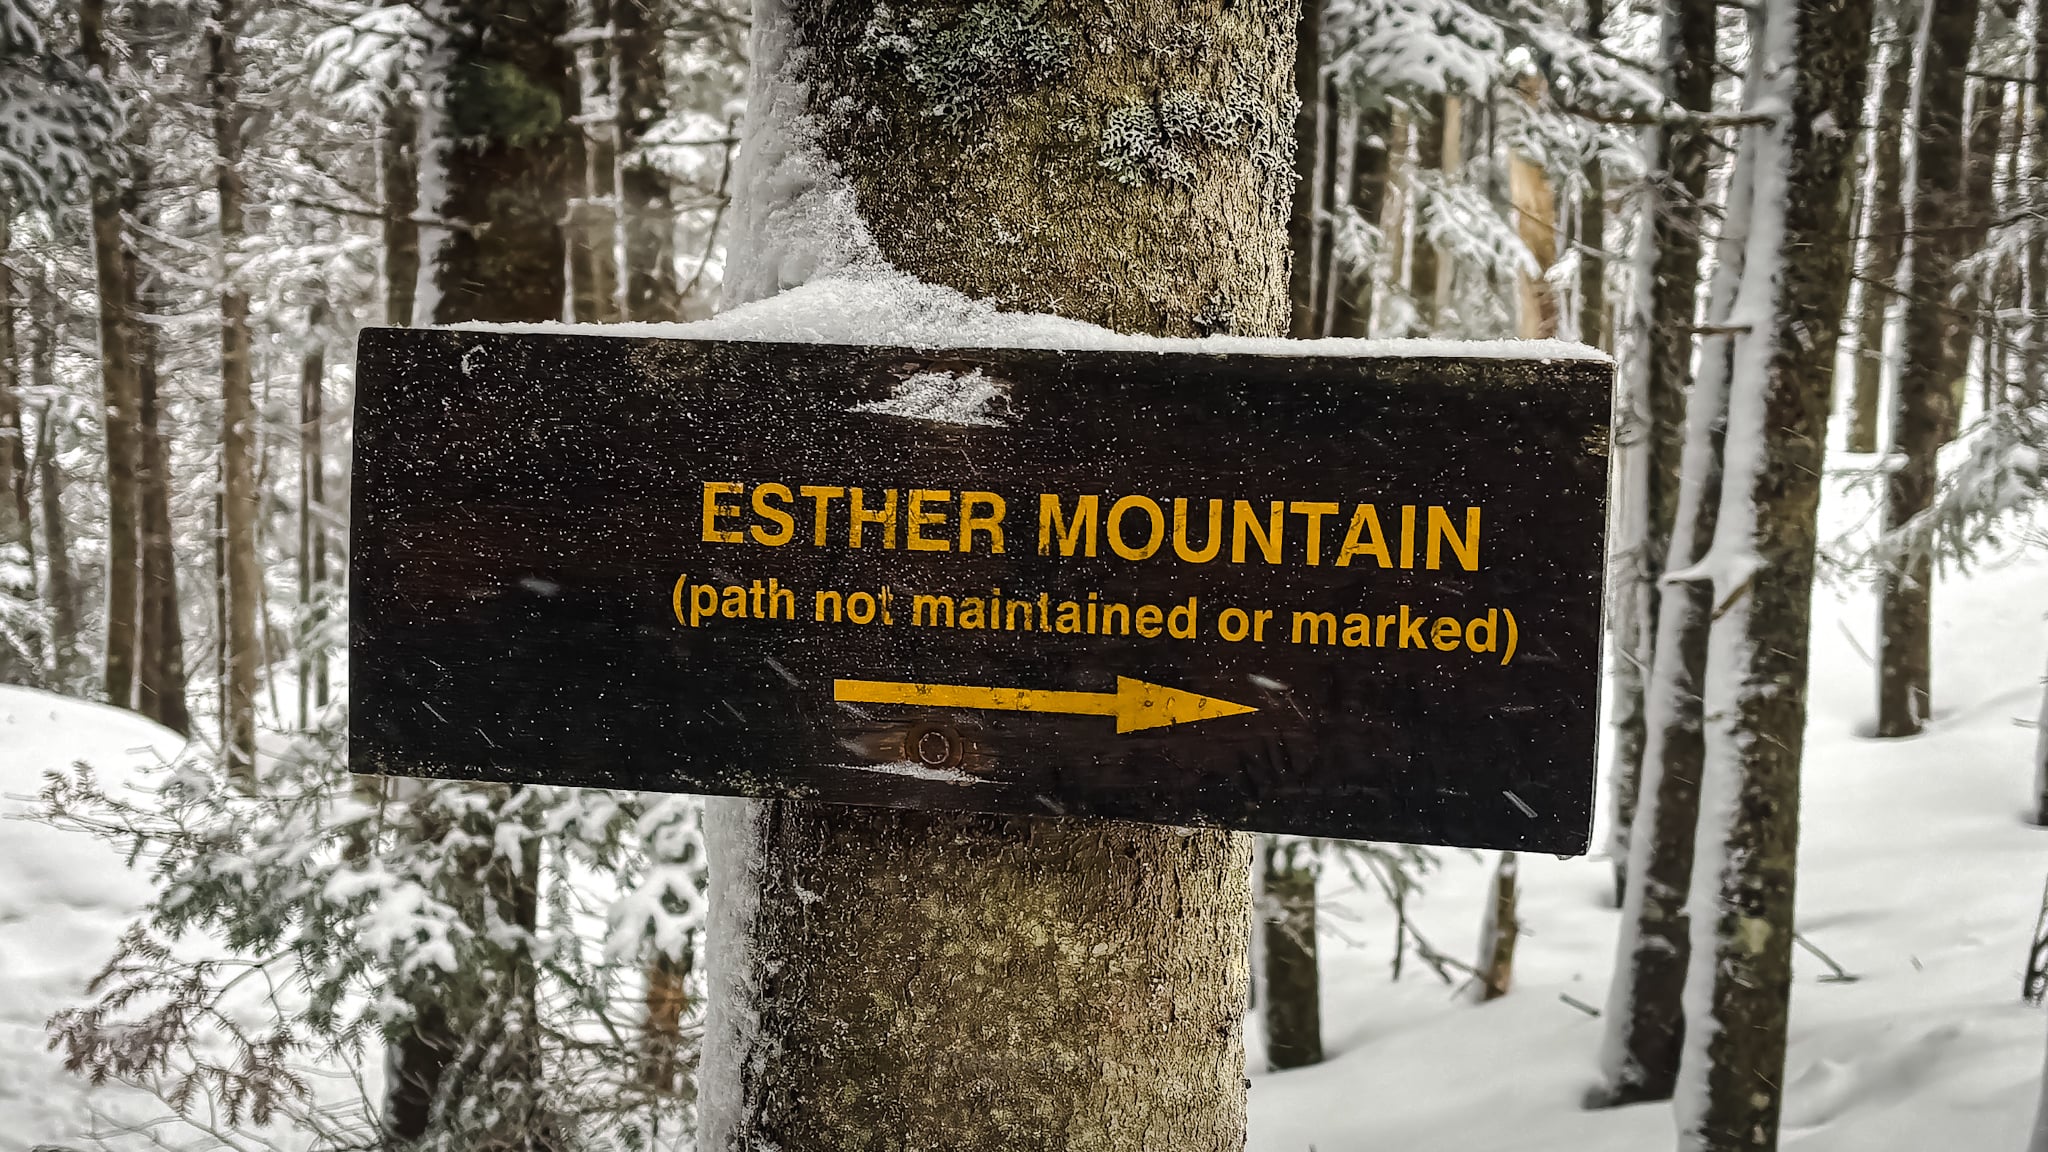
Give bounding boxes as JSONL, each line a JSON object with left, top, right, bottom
{"left": 349, "top": 329, "right": 1611, "bottom": 851}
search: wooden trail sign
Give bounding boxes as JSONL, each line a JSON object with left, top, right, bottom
{"left": 349, "top": 329, "right": 1612, "bottom": 852}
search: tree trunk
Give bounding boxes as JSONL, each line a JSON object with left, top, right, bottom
{"left": 615, "top": 0, "right": 678, "bottom": 322}
{"left": 1258, "top": 838, "right": 1323, "bottom": 1070}
{"left": 81, "top": 0, "right": 141, "bottom": 711}
{"left": 700, "top": 0, "right": 1285, "bottom": 1146}
{"left": 1877, "top": 0, "right": 1978, "bottom": 740}
{"left": 1287, "top": 0, "right": 1322, "bottom": 338}
{"left": 2029, "top": 1004, "right": 2048, "bottom": 1152}
{"left": 1381, "top": 110, "right": 1410, "bottom": 322}
{"left": 297, "top": 300, "right": 328, "bottom": 730}
{"left": 33, "top": 405, "right": 79, "bottom": 684}
{"left": 1576, "top": 1, "right": 1608, "bottom": 350}
{"left": 210, "top": 0, "right": 260, "bottom": 783}
{"left": 1330, "top": 102, "right": 1390, "bottom": 338}
{"left": 1313, "top": 77, "right": 1341, "bottom": 335}
{"left": 1845, "top": 31, "right": 1912, "bottom": 455}
{"left": 382, "top": 90, "right": 419, "bottom": 327}
{"left": 1476, "top": 851, "right": 1519, "bottom": 1001}
{"left": 1593, "top": 0, "right": 1744, "bottom": 1099}
{"left": 1674, "top": 0, "right": 1875, "bottom": 1145}
{"left": 389, "top": 0, "right": 576, "bottom": 1138}
{"left": 2027, "top": 0, "right": 2048, "bottom": 404}
{"left": 1950, "top": 67, "right": 2007, "bottom": 421}
{"left": 1408, "top": 94, "right": 1447, "bottom": 334}
{"left": 134, "top": 258, "right": 190, "bottom": 736}
{"left": 1508, "top": 75, "right": 1559, "bottom": 340}
{"left": 0, "top": 211, "right": 36, "bottom": 686}
{"left": 1603, "top": 0, "right": 1716, "bottom": 909}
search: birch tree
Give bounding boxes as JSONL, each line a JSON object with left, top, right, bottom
{"left": 1675, "top": 0, "right": 1876, "bottom": 1146}
{"left": 699, "top": 0, "right": 1292, "bottom": 1144}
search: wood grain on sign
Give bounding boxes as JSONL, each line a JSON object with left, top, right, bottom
{"left": 349, "top": 329, "right": 1611, "bottom": 851}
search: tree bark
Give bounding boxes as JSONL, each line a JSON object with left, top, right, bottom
{"left": 1408, "top": 93, "right": 1447, "bottom": 334}
{"left": 382, "top": 87, "right": 420, "bottom": 327}
{"left": 0, "top": 211, "right": 36, "bottom": 686}
{"left": 1508, "top": 75, "right": 1559, "bottom": 340}
{"left": 1258, "top": 838, "right": 1323, "bottom": 1069}
{"left": 81, "top": 0, "right": 141, "bottom": 710}
{"left": 1604, "top": 0, "right": 1719, "bottom": 908}
{"left": 1576, "top": 1, "right": 1608, "bottom": 350}
{"left": 1476, "top": 850, "right": 1519, "bottom": 1001}
{"left": 615, "top": 0, "right": 679, "bottom": 321}
{"left": 1592, "top": 0, "right": 1745, "bottom": 1099}
{"left": 33, "top": 404, "right": 79, "bottom": 684}
{"left": 2027, "top": 0, "right": 2048, "bottom": 404}
{"left": 700, "top": 1, "right": 1286, "bottom": 1146}
{"left": 210, "top": 0, "right": 260, "bottom": 784}
{"left": 297, "top": 299, "right": 328, "bottom": 731}
{"left": 1287, "top": 0, "right": 1322, "bottom": 338}
{"left": 1330, "top": 102, "right": 1390, "bottom": 338}
{"left": 134, "top": 253, "right": 190, "bottom": 736}
{"left": 1845, "top": 32, "right": 1911, "bottom": 454}
{"left": 1877, "top": 0, "right": 1978, "bottom": 739}
{"left": 1312, "top": 76, "right": 1341, "bottom": 335}
{"left": 1674, "top": 0, "right": 1875, "bottom": 1145}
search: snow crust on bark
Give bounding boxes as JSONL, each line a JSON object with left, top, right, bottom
{"left": 1597, "top": 26, "right": 1765, "bottom": 1095}
{"left": 1672, "top": 0, "right": 1815, "bottom": 1137}
{"left": 407, "top": 0, "right": 452, "bottom": 327}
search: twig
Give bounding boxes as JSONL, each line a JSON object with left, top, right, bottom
{"left": 1792, "top": 932, "right": 1860, "bottom": 984}
{"left": 1558, "top": 992, "right": 1601, "bottom": 1017}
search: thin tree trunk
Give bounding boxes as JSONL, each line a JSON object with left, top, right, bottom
{"left": 1258, "top": 838, "right": 1323, "bottom": 1069}
{"left": 1330, "top": 102, "right": 1390, "bottom": 338}
{"left": 1878, "top": 0, "right": 1978, "bottom": 740}
{"left": 1382, "top": 110, "right": 1410, "bottom": 322}
{"left": 1846, "top": 31, "right": 1912, "bottom": 454}
{"left": 2027, "top": 0, "right": 2048, "bottom": 404}
{"left": 382, "top": 91, "right": 419, "bottom": 327}
{"left": 1593, "top": 0, "right": 1747, "bottom": 1098}
{"left": 1603, "top": 0, "right": 1717, "bottom": 909}
{"left": 700, "top": 1, "right": 1283, "bottom": 1146}
{"left": 1577, "top": 1, "right": 1609, "bottom": 350}
{"left": 1313, "top": 76, "right": 1341, "bottom": 335}
{"left": 1674, "top": 0, "right": 1875, "bottom": 1145}
{"left": 1476, "top": 850, "right": 1519, "bottom": 1001}
{"left": 1509, "top": 75, "right": 1559, "bottom": 340}
{"left": 2029, "top": 1003, "right": 2048, "bottom": 1152}
{"left": 615, "top": 0, "right": 678, "bottom": 321}
{"left": 1287, "top": 0, "right": 1322, "bottom": 338}
{"left": 134, "top": 262, "right": 190, "bottom": 736}
{"left": 210, "top": 0, "right": 260, "bottom": 785}
{"left": 82, "top": 0, "right": 141, "bottom": 710}
{"left": 1408, "top": 93, "right": 1447, "bottom": 334}
{"left": 1950, "top": 67, "right": 2008, "bottom": 422}
{"left": 297, "top": 300, "right": 328, "bottom": 730}
{"left": 34, "top": 405, "right": 79, "bottom": 683}
{"left": 0, "top": 211, "right": 35, "bottom": 686}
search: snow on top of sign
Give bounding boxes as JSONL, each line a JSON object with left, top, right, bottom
{"left": 449, "top": 272, "right": 1611, "bottom": 364}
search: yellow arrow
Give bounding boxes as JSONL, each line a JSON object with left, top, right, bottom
{"left": 833, "top": 676, "right": 1258, "bottom": 734}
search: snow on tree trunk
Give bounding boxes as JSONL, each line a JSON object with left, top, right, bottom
{"left": 81, "top": 0, "right": 141, "bottom": 711}
{"left": 296, "top": 300, "right": 328, "bottom": 730}
{"left": 1844, "top": 31, "right": 1910, "bottom": 455}
{"left": 28, "top": 273, "right": 78, "bottom": 684}
{"left": 209, "top": 0, "right": 260, "bottom": 785}
{"left": 700, "top": 0, "right": 1291, "bottom": 1145}
{"left": 1674, "top": 0, "right": 1875, "bottom": 1145}
{"left": 1603, "top": 0, "right": 1718, "bottom": 907}
{"left": 1313, "top": 77, "right": 1342, "bottom": 334}
{"left": 1877, "top": 0, "right": 1977, "bottom": 740}
{"left": 381, "top": 68, "right": 419, "bottom": 328}
{"left": 1259, "top": 838, "right": 1324, "bottom": 1069}
{"left": 1595, "top": 34, "right": 1755, "bottom": 1102}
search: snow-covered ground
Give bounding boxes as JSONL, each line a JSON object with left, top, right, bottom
{"left": 3, "top": 472, "right": 2044, "bottom": 1150}
{"left": 0, "top": 690, "right": 186, "bottom": 1150}
{"left": 1249, "top": 474, "right": 2048, "bottom": 1150}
